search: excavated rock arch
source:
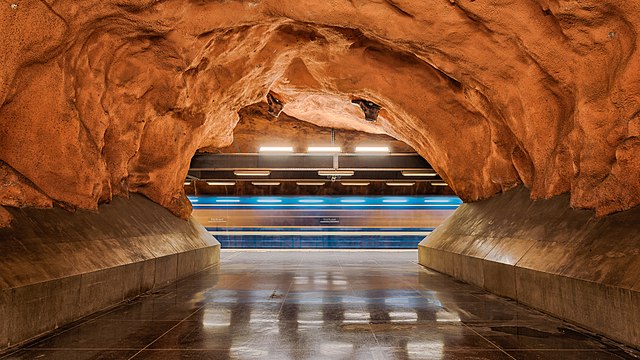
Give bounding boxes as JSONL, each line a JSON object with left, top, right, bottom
{"left": 1, "top": 0, "right": 639, "bottom": 218}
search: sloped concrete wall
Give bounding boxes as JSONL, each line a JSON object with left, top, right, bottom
{"left": 0, "top": 195, "right": 220, "bottom": 351}
{"left": 418, "top": 186, "right": 640, "bottom": 348}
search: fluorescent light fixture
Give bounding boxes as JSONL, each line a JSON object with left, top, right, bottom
{"left": 341, "top": 198, "right": 366, "bottom": 203}
{"left": 234, "top": 170, "right": 270, "bottom": 176}
{"left": 299, "top": 199, "right": 324, "bottom": 203}
{"left": 431, "top": 182, "right": 449, "bottom": 186}
{"left": 206, "top": 181, "right": 236, "bottom": 186}
{"left": 216, "top": 198, "right": 240, "bottom": 203}
{"left": 341, "top": 181, "right": 370, "bottom": 186}
{"left": 184, "top": 181, "right": 191, "bottom": 186}
{"left": 318, "top": 170, "right": 354, "bottom": 176}
{"left": 386, "top": 182, "right": 416, "bottom": 186}
{"left": 296, "top": 182, "right": 325, "bottom": 186}
{"left": 424, "top": 198, "right": 451, "bottom": 203}
{"left": 383, "top": 198, "right": 408, "bottom": 203}
{"left": 401, "top": 170, "right": 437, "bottom": 177}
{"left": 188, "top": 198, "right": 199, "bottom": 203}
{"left": 259, "top": 146, "right": 293, "bottom": 152}
{"left": 251, "top": 181, "right": 281, "bottom": 186}
{"left": 307, "top": 146, "right": 341, "bottom": 153}
{"left": 257, "top": 198, "right": 282, "bottom": 203}
{"left": 355, "top": 146, "right": 389, "bottom": 153}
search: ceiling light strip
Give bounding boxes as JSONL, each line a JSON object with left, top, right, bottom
{"left": 386, "top": 182, "right": 416, "bottom": 186}
{"left": 355, "top": 146, "right": 389, "bottom": 153}
{"left": 206, "top": 181, "right": 236, "bottom": 186}
{"left": 259, "top": 146, "right": 294, "bottom": 152}
{"left": 234, "top": 170, "right": 271, "bottom": 176}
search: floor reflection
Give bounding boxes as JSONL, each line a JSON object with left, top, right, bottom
{"left": 2, "top": 251, "right": 638, "bottom": 360}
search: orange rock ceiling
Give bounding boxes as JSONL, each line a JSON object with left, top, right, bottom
{"left": 1, "top": 0, "right": 639, "bottom": 218}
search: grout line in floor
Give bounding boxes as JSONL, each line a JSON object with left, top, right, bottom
{"left": 462, "top": 322, "right": 518, "bottom": 360}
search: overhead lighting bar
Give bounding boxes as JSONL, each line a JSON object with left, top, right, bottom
{"left": 401, "top": 170, "right": 437, "bottom": 177}
{"left": 251, "top": 181, "right": 281, "bottom": 186}
{"left": 383, "top": 198, "right": 408, "bottom": 203}
{"left": 355, "top": 146, "right": 389, "bottom": 153}
{"left": 299, "top": 199, "right": 324, "bottom": 203}
{"left": 431, "top": 182, "right": 449, "bottom": 186}
{"left": 206, "top": 181, "right": 236, "bottom": 186}
{"left": 259, "top": 146, "right": 294, "bottom": 153}
{"left": 308, "top": 146, "right": 341, "bottom": 153}
{"left": 234, "top": 170, "right": 270, "bottom": 176}
{"left": 216, "top": 198, "right": 240, "bottom": 203}
{"left": 340, "top": 199, "right": 366, "bottom": 203}
{"left": 341, "top": 181, "right": 370, "bottom": 186}
{"left": 318, "top": 170, "right": 354, "bottom": 176}
{"left": 183, "top": 181, "right": 192, "bottom": 186}
{"left": 386, "top": 182, "right": 416, "bottom": 186}
{"left": 424, "top": 198, "right": 451, "bottom": 203}
{"left": 296, "top": 182, "right": 325, "bottom": 186}
{"left": 257, "top": 198, "right": 282, "bottom": 203}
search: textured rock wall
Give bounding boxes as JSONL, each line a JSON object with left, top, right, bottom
{"left": 1, "top": 0, "right": 639, "bottom": 217}
{"left": 204, "top": 103, "right": 414, "bottom": 154}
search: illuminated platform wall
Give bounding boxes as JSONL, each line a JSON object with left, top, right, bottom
{"left": 190, "top": 196, "right": 460, "bottom": 249}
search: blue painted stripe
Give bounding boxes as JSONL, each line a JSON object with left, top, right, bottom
{"left": 188, "top": 195, "right": 462, "bottom": 208}
{"left": 214, "top": 235, "right": 427, "bottom": 249}
{"left": 206, "top": 227, "right": 435, "bottom": 232}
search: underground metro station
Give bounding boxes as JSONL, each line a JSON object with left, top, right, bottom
{"left": 1, "top": 1, "right": 640, "bottom": 359}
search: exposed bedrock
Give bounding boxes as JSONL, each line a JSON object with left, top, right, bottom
{"left": 1, "top": 0, "right": 639, "bottom": 217}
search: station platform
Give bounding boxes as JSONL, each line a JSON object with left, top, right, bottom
{"left": 2, "top": 251, "right": 636, "bottom": 360}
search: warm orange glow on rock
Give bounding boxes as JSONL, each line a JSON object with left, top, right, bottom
{"left": 1, "top": 0, "right": 639, "bottom": 217}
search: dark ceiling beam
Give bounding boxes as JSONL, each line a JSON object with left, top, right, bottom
{"left": 187, "top": 170, "right": 443, "bottom": 181}
{"left": 189, "top": 153, "right": 433, "bottom": 171}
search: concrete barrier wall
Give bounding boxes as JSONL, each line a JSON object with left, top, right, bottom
{"left": 0, "top": 195, "right": 220, "bottom": 351}
{"left": 418, "top": 186, "right": 640, "bottom": 348}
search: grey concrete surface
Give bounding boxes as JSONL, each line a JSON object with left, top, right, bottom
{"left": 419, "top": 186, "right": 640, "bottom": 348}
{"left": 0, "top": 195, "right": 220, "bottom": 351}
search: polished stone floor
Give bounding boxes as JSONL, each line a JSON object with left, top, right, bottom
{"left": 3, "top": 250, "right": 639, "bottom": 360}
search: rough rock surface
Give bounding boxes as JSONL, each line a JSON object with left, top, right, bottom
{"left": 205, "top": 103, "right": 414, "bottom": 153}
{"left": 1, "top": 0, "right": 639, "bottom": 217}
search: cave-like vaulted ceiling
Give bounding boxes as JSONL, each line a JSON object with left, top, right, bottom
{"left": 1, "top": 0, "right": 639, "bottom": 218}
